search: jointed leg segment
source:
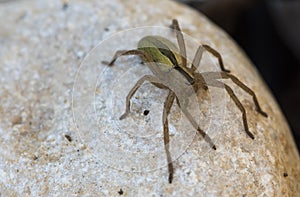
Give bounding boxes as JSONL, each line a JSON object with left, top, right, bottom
{"left": 203, "top": 71, "right": 268, "bottom": 138}
{"left": 102, "top": 49, "right": 163, "bottom": 75}
{"left": 191, "top": 46, "right": 204, "bottom": 72}
{"left": 163, "top": 91, "right": 217, "bottom": 183}
{"left": 171, "top": 19, "right": 187, "bottom": 68}
{"left": 171, "top": 19, "right": 230, "bottom": 73}
{"left": 101, "top": 50, "right": 128, "bottom": 66}
{"left": 223, "top": 84, "right": 254, "bottom": 139}
{"left": 202, "top": 45, "right": 230, "bottom": 73}
{"left": 162, "top": 91, "right": 176, "bottom": 183}
{"left": 221, "top": 72, "right": 268, "bottom": 117}
{"left": 119, "top": 75, "right": 164, "bottom": 120}
{"left": 175, "top": 97, "right": 216, "bottom": 150}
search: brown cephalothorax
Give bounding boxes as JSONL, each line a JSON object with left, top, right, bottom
{"left": 102, "top": 19, "right": 268, "bottom": 183}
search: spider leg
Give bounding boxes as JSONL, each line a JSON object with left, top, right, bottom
{"left": 101, "top": 50, "right": 128, "bottom": 66}
{"left": 223, "top": 84, "right": 255, "bottom": 139}
{"left": 162, "top": 91, "right": 176, "bottom": 183}
{"left": 171, "top": 20, "right": 229, "bottom": 73}
{"left": 202, "top": 45, "right": 230, "bottom": 73}
{"left": 119, "top": 75, "right": 163, "bottom": 120}
{"left": 191, "top": 46, "right": 204, "bottom": 72}
{"left": 102, "top": 49, "right": 164, "bottom": 76}
{"left": 221, "top": 72, "right": 268, "bottom": 117}
{"left": 175, "top": 97, "right": 216, "bottom": 150}
{"left": 193, "top": 71, "right": 209, "bottom": 91}
{"left": 171, "top": 19, "right": 187, "bottom": 68}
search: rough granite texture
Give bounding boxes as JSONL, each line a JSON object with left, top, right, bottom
{"left": 0, "top": 0, "right": 299, "bottom": 196}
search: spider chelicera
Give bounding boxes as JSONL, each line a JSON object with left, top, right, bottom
{"left": 102, "top": 19, "right": 268, "bottom": 183}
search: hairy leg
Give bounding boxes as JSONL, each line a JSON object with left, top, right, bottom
{"left": 191, "top": 46, "right": 204, "bottom": 72}
{"left": 119, "top": 75, "right": 163, "bottom": 120}
{"left": 202, "top": 45, "right": 230, "bottom": 73}
{"left": 102, "top": 49, "right": 164, "bottom": 75}
{"left": 221, "top": 72, "right": 268, "bottom": 117}
{"left": 101, "top": 50, "right": 128, "bottom": 66}
{"left": 175, "top": 97, "right": 216, "bottom": 150}
{"left": 223, "top": 84, "right": 255, "bottom": 139}
{"left": 162, "top": 91, "right": 176, "bottom": 183}
{"left": 171, "top": 19, "right": 187, "bottom": 69}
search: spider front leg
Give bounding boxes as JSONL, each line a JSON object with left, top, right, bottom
{"left": 118, "top": 75, "right": 163, "bottom": 120}
{"left": 191, "top": 44, "right": 230, "bottom": 73}
{"left": 102, "top": 49, "right": 154, "bottom": 69}
{"left": 102, "top": 49, "right": 164, "bottom": 78}
{"left": 102, "top": 49, "right": 167, "bottom": 119}
{"left": 171, "top": 19, "right": 187, "bottom": 68}
{"left": 162, "top": 91, "right": 176, "bottom": 183}
{"left": 171, "top": 19, "right": 230, "bottom": 73}
{"left": 101, "top": 50, "right": 128, "bottom": 66}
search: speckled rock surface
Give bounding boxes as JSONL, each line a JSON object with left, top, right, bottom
{"left": 0, "top": 0, "right": 299, "bottom": 196}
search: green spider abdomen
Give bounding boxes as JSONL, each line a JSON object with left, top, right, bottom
{"left": 138, "top": 36, "right": 182, "bottom": 71}
{"left": 138, "top": 35, "right": 195, "bottom": 84}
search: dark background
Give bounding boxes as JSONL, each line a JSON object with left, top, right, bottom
{"left": 182, "top": 0, "right": 300, "bottom": 151}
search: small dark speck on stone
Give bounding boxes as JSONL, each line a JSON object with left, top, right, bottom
{"left": 283, "top": 172, "right": 288, "bottom": 177}
{"left": 104, "top": 27, "right": 109, "bottom": 32}
{"left": 143, "top": 110, "right": 150, "bottom": 116}
{"left": 118, "top": 188, "right": 124, "bottom": 195}
{"left": 65, "top": 134, "right": 72, "bottom": 142}
{"left": 62, "top": 3, "right": 69, "bottom": 11}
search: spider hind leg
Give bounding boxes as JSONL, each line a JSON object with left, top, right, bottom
{"left": 221, "top": 72, "right": 268, "bottom": 118}
{"left": 163, "top": 91, "right": 176, "bottom": 183}
{"left": 175, "top": 97, "right": 216, "bottom": 149}
{"left": 224, "top": 84, "right": 255, "bottom": 139}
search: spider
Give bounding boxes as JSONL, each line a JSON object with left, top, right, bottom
{"left": 102, "top": 19, "right": 268, "bottom": 183}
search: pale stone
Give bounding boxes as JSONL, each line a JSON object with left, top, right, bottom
{"left": 0, "top": 0, "right": 299, "bottom": 196}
